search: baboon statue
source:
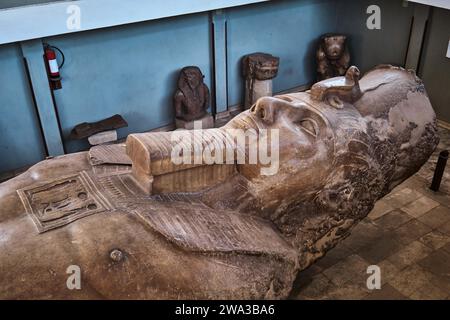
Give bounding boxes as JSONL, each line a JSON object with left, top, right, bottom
{"left": 316, "top": 34, "right": 351, "bottom": 81}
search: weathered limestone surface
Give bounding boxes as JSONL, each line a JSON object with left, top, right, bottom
{"left": 0, "top": 66, "right": 439, "bottom": 299}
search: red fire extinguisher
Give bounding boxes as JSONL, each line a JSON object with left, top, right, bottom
{"left": 44, "top": 44, "right": 64, "bottom": 90}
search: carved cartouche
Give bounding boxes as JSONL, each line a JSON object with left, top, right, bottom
{"left": 0, "top": 65, "right": 438, "bottom": 299}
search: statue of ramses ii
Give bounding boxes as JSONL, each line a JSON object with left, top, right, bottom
{"left": 0, "top": 65, "right": 438, "bottom": 299}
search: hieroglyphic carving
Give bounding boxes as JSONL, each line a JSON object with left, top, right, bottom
{"left": 17, "top": 172, "right": 113, "bottom": 233}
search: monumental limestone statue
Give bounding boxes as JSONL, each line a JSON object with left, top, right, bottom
{"left": 0, "top": 65, "right": 438, "bottom": 299}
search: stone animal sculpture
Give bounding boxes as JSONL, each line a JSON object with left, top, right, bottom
{"left": 0, "top": 65, "right": 438, "bottom": 299}
{"left": 317, "top": 34, "right": 351, "bottom": 81}
{"left": 173, "top": 66, "right": 210, "bottom": 122}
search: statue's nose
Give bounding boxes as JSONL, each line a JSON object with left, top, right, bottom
{"left": 250, "top": 97, "right": 275, "bottom": 124}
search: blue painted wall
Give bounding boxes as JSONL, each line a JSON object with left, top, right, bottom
{"left": 0, "top": 43, "right": 46, "bottom": 172}
{"left": 335, "top": 0, "right": 414, "bottom": 73}
{"left": 226, "top": 0, "right": 337, "bottom": 106}
{"left": 47, "top": 13, "right": 212, "bottom": 153}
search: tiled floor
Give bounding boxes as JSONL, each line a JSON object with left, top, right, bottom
{"left": 291, "top": 127, "right": 450, "bottom": 300}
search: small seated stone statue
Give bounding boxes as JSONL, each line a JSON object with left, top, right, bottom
{"left": 0, "top": 65, "right": 439, "bottom": 299}
{"left": 173, "top": 66, "right": 213, "bottom": 129}
{"left": 316, "top": 33, "right": 351, "bottom": 81}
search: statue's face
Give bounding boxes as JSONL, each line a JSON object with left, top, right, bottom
{"left": 323, "top": 35, "right": 346, "bottom": 60}
{"left": 225, "top": 96, "right": 335, "bottom": 202}
{"left": 183, "top": 68, "right": 202, "bottom": 88}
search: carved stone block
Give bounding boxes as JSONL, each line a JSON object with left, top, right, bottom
{"left": 87, "top": 130, "right": 118, "bottom": 145}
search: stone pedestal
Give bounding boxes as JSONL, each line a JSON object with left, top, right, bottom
{"left": 245, "top": 79, "right": 273, "bottom": 109}
{"left": 88, "top": 130, "right": 118, "bottom": 145}
{"left": 175, "top": 114, "right": 214, "bottom": 130}
{"left": 242, "top": 52, "right": 279, "bottom": 109}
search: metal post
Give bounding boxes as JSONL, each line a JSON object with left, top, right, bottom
{"left": 430, "top": 150, "right": 449, "bottom": 192}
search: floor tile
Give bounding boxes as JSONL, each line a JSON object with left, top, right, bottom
{"left": 391, "top": 219, "right": 432, "bottom": 245}
{"left": 323, "top": 284, "right": 370, "bottom": 300}
{"left": 372, "top": 209, "right": 412, "bottom": 231}
{"left": 384, "top": 188, "right": 423, "bottom": 209}
{"left": 419, "top": 187, "right": 450, "bottom": 208}
{"left": 417, "top": 248, "right": 450, "bottom": 293}
{"left": 322, "top": 254, "right": 370, "bottom": 287}
{"left": 417, "top": 205, "right": 450, "bottom": 229}
{"left": 364, "top": 284, "right": 409, "bottom": 300}
{"left": 401, "top": 196, "right": 440, "bottom": 218}
{"left": 294, "top": 273, "right": 334, "bottom": 300}
{"left": 387, "top": 241, "right": 433, "bottom": 270}
{"left": 437, "top": 220, "right": 450, "bottom": 236}
{"left": 419, "top": 231, "right": 450, "bottom": 250}
{"left": 368, "top": 200, "right": 394, "bottom": 220}
{"left": 340, "top": 220, "right": 384, "bottom": 252}
{"left": 357, "top": 235, "right": 404, "bottom": 265}
{"left": 290, "top": 264, "right": 323, "bottom": 297}
{"left": 378, "top": 259, "right": 400, "bottom": 285}
{"left": 388, "top": 264, "right": 447, "bottom": 299}
{"left": 315, "top": 242, "right": 353, "bottom": 270}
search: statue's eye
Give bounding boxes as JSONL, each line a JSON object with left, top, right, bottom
{"left": 297, "top": 118, "right": 318, "bottom": 137}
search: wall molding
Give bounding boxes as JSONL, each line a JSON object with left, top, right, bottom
{"left": 408, "top": 0, "right": 450, "bottom": 10}
{"left": 0, "top": 0, "right": 269, "bottom": 45}
{"left": 21, "top": 39, "right": 65, "bottom": 156}
{"left": 405, "top": 4, "right": 431, "bottom": 71}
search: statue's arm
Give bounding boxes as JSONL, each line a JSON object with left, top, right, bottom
{"left": 316, "top": 46, "right": 330, "bottom": 80}
{"left": 336, "top": 48, "right": 351, "bottom": 75}
{"left": 173, "top": 90, "right": 184, "bottom": 119}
